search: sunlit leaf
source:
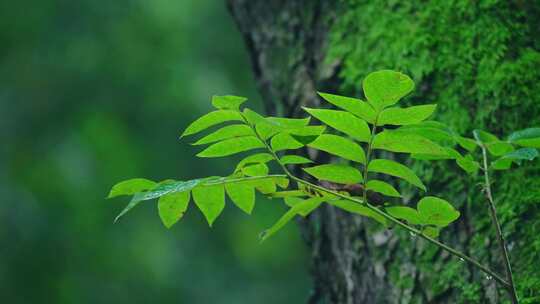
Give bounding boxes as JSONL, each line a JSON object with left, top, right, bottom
{"left": 366, "top": 180, "right": 401, "bottom": 197}
{"left": 372, "top": 130, "right": 447, "bottom": 155}
{"left": 377, "top": 104, "right": 437, "bottom": 126}
{"left": 280, "top": 155, "right": 313, "bottom": 165}
{"left": 192, "top": 124, "right": 254, "bottom": 145}
{"left": 158, "top": 191, "right": 190, "bottom": 228}
{"left": 455, "top": 136, "right": 477, "bottom": 152}
{"left": 362, "top": 70, "right": 414, "bottom": 109}
{"left": 302, "top": 108, "right": 371, "bottom": 142}
{"left": 368, "top": 159, "right": 426, "bottom": 191}
{"left": 108, "top": 178, "right": 157, "bottom": 198}
{"left": 456, "top": 154, "right": 480, "bottom": 174}
{"left": 386, "top": 206, "right": 422, "bottom": 225}
{"left": 398, "top": 121, "right": 455, "bottom": 145}
{"left": 225, "top": 183, "right": 255, "bottom": 214}
{"left": 192, "top": 184, "right": 225, "bottom": 227}
{"left": 308, "top": 134, "right": 366, "bottom": 163}
{"left": 211, "top": 95, "right": 247, "bottom": 111}
{"left": 317, "top": 92, "right": 377, "bottom": 123}
{"left": 241, "top": 163, "right": 269, "bottom": 176}
{"left": 269, "top": 190, "right": 308, "bottom": 199}
{"left": 266, "top": 116, "right": 311, "bottom": 129}
{"left": 284, "top": 196, "right": 303, "bottom": 207}
{"left": 486, "top": 142, "right": 514, "bottom": 156}
{"left": 181, "top": 110, "right": 243, "bottom": 137}
{"left": 260, "top": 198, "right": 323, "bottom": 241}
{"left": 296, "top": 197, "right": 326, "bottom": 216}
{"left": 508, "top": 127, "right": 540, "bottom": 148}
{"left": 303, "top": 164, "right": 363, "bottom": 184}
{"left": 235, "top": 153, "right": 274, "bottom": 171}
{"left": 417, "top": 196, "right": 460, "bottom": 227}
{"left": 328, "top": 199, "right": 387, "bottom": 226}
{"left": 422, "top": 226, "right": 440, "bottom": 238}
{"left": 197, "top": 136, "right": 264, "bottom": 157}
{"left": 271, "top": 132, "right": 304, "bottom": 151}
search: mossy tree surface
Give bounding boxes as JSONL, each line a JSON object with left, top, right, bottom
{"left": 227, "top": 1, "right": 540, "bottom": 303}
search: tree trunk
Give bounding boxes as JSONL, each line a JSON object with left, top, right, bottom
{"left": 226, "top": 2, "right": 398, "bottom": 303}
{"left": 226, "top": 1, "right": 535, "bottom": 303}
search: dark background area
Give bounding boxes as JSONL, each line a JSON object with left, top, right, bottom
{"left": 0, "top": 1, "right": 309, "bottom": 303}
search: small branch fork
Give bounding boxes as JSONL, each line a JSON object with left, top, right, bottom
{"left": 480, "top": 145, "right": 519, "bottom": 303}
{"left": 241, "top": 113, "right": 511, "bottom": 290}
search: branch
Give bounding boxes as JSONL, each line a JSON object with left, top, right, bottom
{"left": 480, "top": 145, "right": 519, "bottom": 303}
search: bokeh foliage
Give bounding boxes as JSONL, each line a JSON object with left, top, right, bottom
{"left": 0, "top": 1, "right": 309, "bottom": 303}
{"left": 329, "top": 0, "right": 539, "bottom": 302}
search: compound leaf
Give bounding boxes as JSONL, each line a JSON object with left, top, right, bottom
{"left": 211, "top": 95, "right": 247, "bottom": 111}
{"left": 317, "top": 92, "right": 377, "bottom": 123}
{"left": 225, "top": 183, "right": 255, "bottom": 214}
{"left": 417, "top": 196, "right": 460, "bottom": 227}
{"left": 192, "top": 124, "right": 254, "bottom": 145}
{"left": 422, "top": 226, "right": 440, "bottom": 238}
{"left": 368, "top": 159, "right": 426, "bottom": 191}
{"left": 308, "top": 134, "right": 366, "bottom": 163}
{"left": 492, "top": 148, "right": 539, "bottom": 170}
{"left": 271, "top": 132, "right": 304, "bottom": 151}
{"left": 197, "top": 136, "right": 264, "bottom": 157}
{"left": 377, "top": 104, "right": 437, "bottom": 126}
{"left": 260, "top": 198, "right": 323, "bottom": 241}
{"left": 386, "top": 206, "right": 422, "bottom": 225}
{"left": 192, "top": 184, "right": 225, "bottom": 227}
{"left": 108, "top": 178, "right": 157, "bottom": 198}
{"left": 303, "top": 108, "right": 371, "bottom": 142}
{"left": 303, "top": 164, "right": 363, "bottom": 184}
{"left": 280, "top": 155, "right": 313, "bottom": 165}
{"left": 241, "top": 163, "right": 269, "bottom": 176}
{"left": 235, "top": 153, "right": 274, "bottom": 171}
{"left": 362, "top": 70, "right": 414, "bottom": 109}
{"left": 508, "top": 127, "right": 540, "bottom": 148}
{"left": 372, "top": 130, "right": 447, "bottom": 156}
{"left": 181, "top": 110, "right": 243, "bottom": 137}
{"left": 366, "top": 180, "right": 401, "bottom": 197}
{"left": 158, "top": 191, "right": 190, "bottom": 228}
{"left": 328, "top": 199, "right": 387, "bottom": 226}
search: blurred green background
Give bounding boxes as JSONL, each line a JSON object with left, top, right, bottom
{"left": 0, "top": 1, "right": 309, "bottom": 303}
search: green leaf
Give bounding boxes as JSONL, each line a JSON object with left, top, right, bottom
{"left": 473, "top": 129, "right": 499, "bottom": 144}
{"left": 456, "top": 154, "right": 480, "bottom": 174}
{"left": 308, "top": 134, "right": 366, "bottom": 163}
{"left": 286, "top": 125, "right": 327, "bottom": 136}
{"left": 280, "top": 155, "right": 313, "bottom": 165}
{"left": 192, "top": 184, "right": 225, "bottom": 227}
{"left": 260, "top": 198, "right": 323, "bottom": 241}
{"left": 192, "top": 124, "right": 254, "bottom": 145}
{"left": 242, "top": 108, "right": 265, "bottom": 125}
{"left": 181, "top": 110, "right": 243, "bottom": 137}
{"left": 385, "top": 206, "right": 422, "bottom": 225}
{"left": 303, "top": 164, "right": 363, "bottom": 184}
{"left": 508, "top": 127, "right": 540, "bottom": 148}
{"left": 235, "top": 153, "right": 274, "bottom": 171}
{"left": 197, "top": 136, "right": 264, "bottom": 157}
{"left": 417, "top": 196, "right": 460, "bottom": 227}
{"left": 241, "top": 163, "right": 269, "bottom": 176}
{"left": 317, "top": 92, "right": 377, "bottom": 123}
{"left": 455, "top": 136, "right": 478, "bottom": 152}
{"left": 158, "top": 191, "right": 190, "bottom": 228}
{"left": 302, "top": 108, "right": 371, "bottom": 142}
{"left": 211, "top": 95, "right": 247, "bottom": 111}
{"left": 366, "top": 180, "right": 401, "bottom": 197}
{"left": 328, "top": 199, "right": 387, "bottom": 226}
{"left": 266, "top": 117, "right": 311, "bottom": 129}
{"left": 491, "top": 148, "right": 539, "bottom": 170}
{"left": 422, "top": 226, "right": 440, "bottom": 238}
{"left": 225, "top": 183, "right": 255, "bottom": 214}
{"left": 362, "top": 70, "right": 414, "bottom": 109}
{"left": 377, "top": 105, "right": 437, "bottom": 126}
{"left": 269, "top": 191, "right": 308, "bottom": 199}
{"left": 241, "top": 179, "right": 276, "bottom": 194}
{"left": 486, "top": 142, "right": 514, "bottom": 156}
{"left": 270, "top": 132, "right": 304, "bottom": 151}
{"left": 114, "top": 193, "right": 146, "bottom": 223}
{"left": 398, "top": 121, "right": 455, "bottom": 145}
{"left": 283, "top": 197, "right": 303, "bottom": 208}
{"left": 368, "top": 159, "right": 426, "bottom": 191}
{"left": 296, "top": 197, "right": 326, "bottom": 216}
{"left": 372, "top": 130, "right": 447, "bottom": 156}
{"left": 108, "top": 178, "right": 157, "bottom": 198}
{"left": 411, "top": 147, "right": 461, "bottom": 161}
